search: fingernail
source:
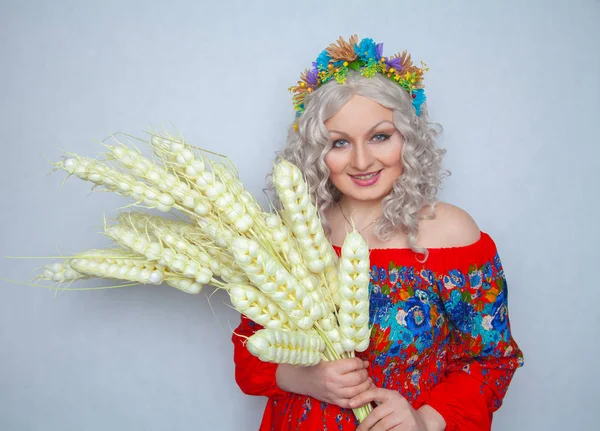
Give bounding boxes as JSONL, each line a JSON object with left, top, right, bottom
{"left": 349, "top": 400, "right": 355, "bottom": 407}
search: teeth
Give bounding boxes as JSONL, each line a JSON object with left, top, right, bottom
{"left": 352, "top": 172, "right": 378, "bottom": 180}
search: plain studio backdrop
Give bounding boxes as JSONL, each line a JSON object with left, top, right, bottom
{"left": 0, "top": 1, "right": 598, "bottom": 430}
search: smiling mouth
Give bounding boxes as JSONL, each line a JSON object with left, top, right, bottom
{"left": 350, "top": 170, "right": 382, "bottom": 180}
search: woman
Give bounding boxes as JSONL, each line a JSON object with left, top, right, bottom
{"left": 232, "top": 35, "right": 523, "bottom": 431}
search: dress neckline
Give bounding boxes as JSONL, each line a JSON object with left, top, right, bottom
{"left": 331, "top": 231, "right": 490, "bottom": 256}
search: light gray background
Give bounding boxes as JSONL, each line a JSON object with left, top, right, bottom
{"left": 1, "top": 0, "right": 598, "bottom": 430}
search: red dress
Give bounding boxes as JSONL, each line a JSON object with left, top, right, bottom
{"left": 232, "top": 232, "right": 524, "bottom": 430}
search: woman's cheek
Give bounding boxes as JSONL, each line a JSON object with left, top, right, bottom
{"left": 325, "top": 157, "right": 346, "bottom": 186}
{"left": 324, "top": 152, "right": 342, "bottom": 175}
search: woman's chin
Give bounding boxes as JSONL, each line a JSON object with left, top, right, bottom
{"left": 338, "top": 185, "right": 392, "bottom": 203}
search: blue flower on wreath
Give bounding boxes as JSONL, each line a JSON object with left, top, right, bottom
{"left": 405, "top": 297, "right": 431, "bottom": 335}
{"left": 411, "top": 88, "right": 426, "bottom": 116}
{"left": 355, "top": 38, "right": 379, "bottom": 61}
{"left": 315, "top": 49, "right": 331, "bottom": 70}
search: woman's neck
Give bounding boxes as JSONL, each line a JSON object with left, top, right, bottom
{"left": 338, "top": 197, "right": 383, "bottom": 223}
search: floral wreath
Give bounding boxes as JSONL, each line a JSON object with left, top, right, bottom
{"left": 289, "top": 35, "right": 428, "bottom": 121}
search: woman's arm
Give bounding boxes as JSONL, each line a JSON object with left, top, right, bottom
{"left": 422, "top": 205, "right": 524, "bottom": 430}
{"left": 232, "top": 315, "right": 289, "bottom": 398}
{"left": 233, "top": 315, "right": 372, "bottom": 406}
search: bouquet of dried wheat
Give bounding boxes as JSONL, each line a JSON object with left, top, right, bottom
{"left": 33, "top": 131, "right": 372, "bottom": 421}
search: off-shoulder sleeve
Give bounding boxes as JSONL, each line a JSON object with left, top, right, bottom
{"left": 425, "top": 234, "right": 524, "bottom": 430}
{"left": 232, "top": 314, "right": 290, "bottom": 399}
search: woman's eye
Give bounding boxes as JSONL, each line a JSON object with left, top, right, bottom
{"left": 371, "top": 133, "right": 391, "bottom": 142}
{"left": 332, "top": 139, "right": 350, "bottom": 148}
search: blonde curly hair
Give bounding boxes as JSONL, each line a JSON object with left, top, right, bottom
{"left": 271, "top": 71, "right": 448, "bottom": 257}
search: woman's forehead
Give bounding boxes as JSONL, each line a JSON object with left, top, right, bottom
{"left": 325, "top": 95, "right": 394, "bottom": 135}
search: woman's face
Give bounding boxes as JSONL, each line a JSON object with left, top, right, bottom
{"left": 324, "top": 95, "right": 404, "bottom": 203}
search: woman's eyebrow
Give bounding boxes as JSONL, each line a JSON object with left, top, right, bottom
{"left": 328, "top": 120, "right": 395, "bottom": 138}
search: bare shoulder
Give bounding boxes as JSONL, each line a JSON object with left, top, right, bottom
{"left": 417, "top": 202, "right": 481, "bottom": 248}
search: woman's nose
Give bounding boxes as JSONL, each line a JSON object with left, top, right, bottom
{"left": 351, "top": 143, "right": 374, "bottom": 171}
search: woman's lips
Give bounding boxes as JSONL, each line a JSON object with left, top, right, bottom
{"left": 349, "top": 170, "right": 382, "bottom": 187}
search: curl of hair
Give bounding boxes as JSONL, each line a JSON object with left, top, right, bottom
{"left": 270, "top": 72, "right": 449, "bottom": 259}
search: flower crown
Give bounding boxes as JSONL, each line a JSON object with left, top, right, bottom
{"left": 289, "top": 35, "right": 428, "bottom": 118}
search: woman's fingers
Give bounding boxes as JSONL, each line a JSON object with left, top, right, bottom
{"left": 342, "top": 368, "right": 369, "bottom": 386}
{"left": 349, "top": 387, "right": 394, "bottom": 408}
{"left": 334, "top": 357, "right": 368, "bottom": 374}
{"left": 352, "top": 389, "right": 418, "bottom": 431}
{"left": 356, "top": 403, "right": 394, "bottom": 431}
{"left": 369, "top": 413, "right": 404, "bottom": 431}
{"left": 339, "top": 377, "right": 372, "bottom": 399}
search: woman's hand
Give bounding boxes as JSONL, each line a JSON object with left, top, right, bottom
{"left": 350, "top": 388, "right": 445, "bottom": 431}
{"left": 276, "top": 357, "right": 372, "bottom": 409}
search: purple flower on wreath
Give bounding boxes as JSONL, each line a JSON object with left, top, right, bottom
{"left": 315, "top": 49, "right": 331, "bottom": 70}
{"left": 376, "top": 43, "right": 384, "bottom": 60}
{"left": 306, "top": 63, "right": 319, "bottom": 86}
{"left": 386, "top": 56, "right": 403, "bottom": 71}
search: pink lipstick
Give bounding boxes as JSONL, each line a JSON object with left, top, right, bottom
{"left": 349, "top": 170, "right": 382, "bottom": 187}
